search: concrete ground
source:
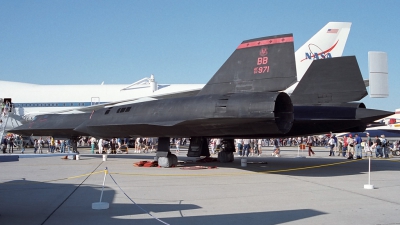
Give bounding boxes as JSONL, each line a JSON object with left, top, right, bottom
{"left": 1, "top": 146, "right": 399, "bottom": 225}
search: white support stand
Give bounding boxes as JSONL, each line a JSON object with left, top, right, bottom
{"left": 295, "top": 141, "right": 306, "bottom": 158}
{"left": 92, "top": 168, "right": 110, "bottom": 209}
{"left": 241, "top": 158, "right": 247, "bottom": 167}
{"left": 67, "top": 149, "right": 74, "bottom": 160}
{"left": 364, "top": 155, "right": 375, "bottom": 189}
{"left": 103, "top": 154, "right": 107, "bottom": 161}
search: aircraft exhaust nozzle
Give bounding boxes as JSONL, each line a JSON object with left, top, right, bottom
{"left": 369, "top": 51, "right": 388, "bottom": 98}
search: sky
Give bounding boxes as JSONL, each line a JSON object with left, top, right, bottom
{"left": 0, "top": 1, "right": 399, "bottom": 112}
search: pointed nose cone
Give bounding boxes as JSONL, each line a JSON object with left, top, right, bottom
{"left": 10, "top": 124, "right": 32, "bottom": 137}
{"left": 356, "top": 108, "right": 393, "bottom": 123}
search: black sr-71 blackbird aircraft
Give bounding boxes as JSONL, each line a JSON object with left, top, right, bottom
{"left": 11, "top": 33, "right": 392, "bottom": 166}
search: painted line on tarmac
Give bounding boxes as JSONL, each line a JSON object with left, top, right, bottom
{"left": 44, "top": 171, "right": 105, "bottom": 183}
{"left": 260, "top": 160, "right": 357, "bottom": 174}
{"left": 110, "top": 160, "right": 358, "bottom": 177}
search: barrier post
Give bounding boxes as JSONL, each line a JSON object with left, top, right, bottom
{"left": 364, "top": 155, "right": 374, "bottom": 189}
{"left": 296, "top": 142, "right": 306, "bottom": 158}
{"left": 92, "top": 168, "right": 110, "bottom": 209}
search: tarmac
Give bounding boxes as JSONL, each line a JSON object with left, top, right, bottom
{"left": 1, "top": 146, "right": 400, "bottom": 225}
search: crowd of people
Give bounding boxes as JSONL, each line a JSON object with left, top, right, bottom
{"left": 1, "top": 133, "right": 25, "bottom": 154}
{"left": 1, "top": 133, "right": 400, "bottom": 158}
{"left": 232, "top": 134, "right": 400, "bottom": 159}
{"left": 325, "top": 133, "right": 399, "bottom": 159}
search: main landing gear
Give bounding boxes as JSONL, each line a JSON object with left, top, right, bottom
{"left": 155, "top": 137, "right": 236, "bottom": 168}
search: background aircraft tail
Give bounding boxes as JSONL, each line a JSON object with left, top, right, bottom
{"left": 197, "top": 34, "right": 297, "bottom": 96}
{"left": 290, "top": 56, "right": 368, "bottom": 104}
{"left": 295, "top": 22, "right": 351, "bottom": 81}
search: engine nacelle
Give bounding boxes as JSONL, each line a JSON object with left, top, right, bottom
{"left": 217, "top": 92, "right": 294, "bottom": 134}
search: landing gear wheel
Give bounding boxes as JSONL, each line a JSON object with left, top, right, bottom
{"left": 158, "top": 154, "right": 178, "bottom": 167}
{"left": 394, "top": 150, "right": 400, "bottom": 156}
{"left": 218, "top": 151, "right": 234, "bottom": 162}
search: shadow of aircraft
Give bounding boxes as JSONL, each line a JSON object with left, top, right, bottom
{"left": 0, "top": 179, "right": 200, "bottom": 225}
{"left": 128, "top": 209, "right": 325, "bottom": 225}
{"left": 0, "top": 179, "right": 326, "bottom": 225}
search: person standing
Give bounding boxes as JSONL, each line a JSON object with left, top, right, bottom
{"left": 38, "top": 137, "right": 43, "bottom": 154}
{"left": 328, "top": 136, "right": 335, "bottom": 156}
{"left": 90, "top": 137, "right": 96, "bottom": 154}
{"left": 332, "top": 134, "right": 339, "bottom": 155}
{"left": 175, "top": 138, "right": 180, "bottom": 155}
{"left": 337, "top": 137, "right": 343, "bottom": 156}
{"left": 342, "top": 135, "right": 348, "bottom": 157}
{"left": 257, "top": 139, "right": 263, "bottom": 157}
{"left": 148, "top": 137, "right": 154, "bottom": 153}
{"left": 236, "top": 139, "right": 243, "bottom": 157}
{"left": 210, "top": 138, "right": 216, "bottom": 155}
{"left": 65, "top": 139, "right": 71, "bottom": 153}
{"left": 380, "top": 135, "right": 389, "bottom": 158}
{"left": 117, "top": 138, "right": 122, "bottom": 152}
{"left": 5, "top": 136, "right": 9, "bottom": 152}
{"left": 16, "top": 135, "right": 24, "bottom": 154}
{"left": 6, "top": 136, "right": 13, "bottom": 153}
{"left": 249, "top": 139, "right": 255, "bottom": 156}
{"left": 60, "top": 140, "right": 65, "bottom": 153}
{"left": 307, "top": 136, "right": 315, "bottom": 156}
{"left": 110, "top": 138, "right": 117, "bottom": 154}
{"left": 215, "top": 138, "right": 221, "bottom": 154}
{"left": 242, "top": 139, "right": 250, "bottom": 157}
{"left": 50, "top": 137, "right": 55, "bottom": 153}
{"left": 374, "top": 136, "right": 382, "bottom": 158}
{"left": 135, "top": 137, "right": 141, "bottom": 153}
{"left": 2, "top": 136, "right": 7, "bottom": 153}
{"left": 354, "top": 134, "right": 362, "bottom": 159}
{"left": 272, "top": 138, "right": 280, "bottom": 157}
{"left": 44, "top": 137, "right": 49, "bottom": 153}
{"left": 347, "top": 134, "right": 355, "bottom": 159}
{"left": 33, "top": 139, "right": 38, "bottom": 154}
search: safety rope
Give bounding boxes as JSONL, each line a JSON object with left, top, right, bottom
{"left": 107, "top": 169, "right": 171, "bottom": 225}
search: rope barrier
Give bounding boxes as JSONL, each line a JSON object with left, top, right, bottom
{"left": 107, "top": 169, "right": 171, "bottom": 225}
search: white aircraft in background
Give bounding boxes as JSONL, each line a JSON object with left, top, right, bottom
{"left": 0, "top": 22, "right": 352, "bottom": 133}
{"left": 377, "top": 109, "right": 400, "bottom": 125}
{"left": 364, "top": 109, "right": 400, "bottom": 138}
{"left": 0, "top": 75, "right": 204, "bottom": 131}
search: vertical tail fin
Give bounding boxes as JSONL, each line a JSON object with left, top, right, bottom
{"left": 295, "top": 22, "right": 351, "bottom": 81}
{"left": 290, "top": 56, "right": 368, "bottom": 104}
{"left": 197, "top": 34, "right": 297, "bottom": 96}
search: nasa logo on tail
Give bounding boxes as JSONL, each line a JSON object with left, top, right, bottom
{"left": 300, "top": 40, "right": 339, "bottom": 62}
